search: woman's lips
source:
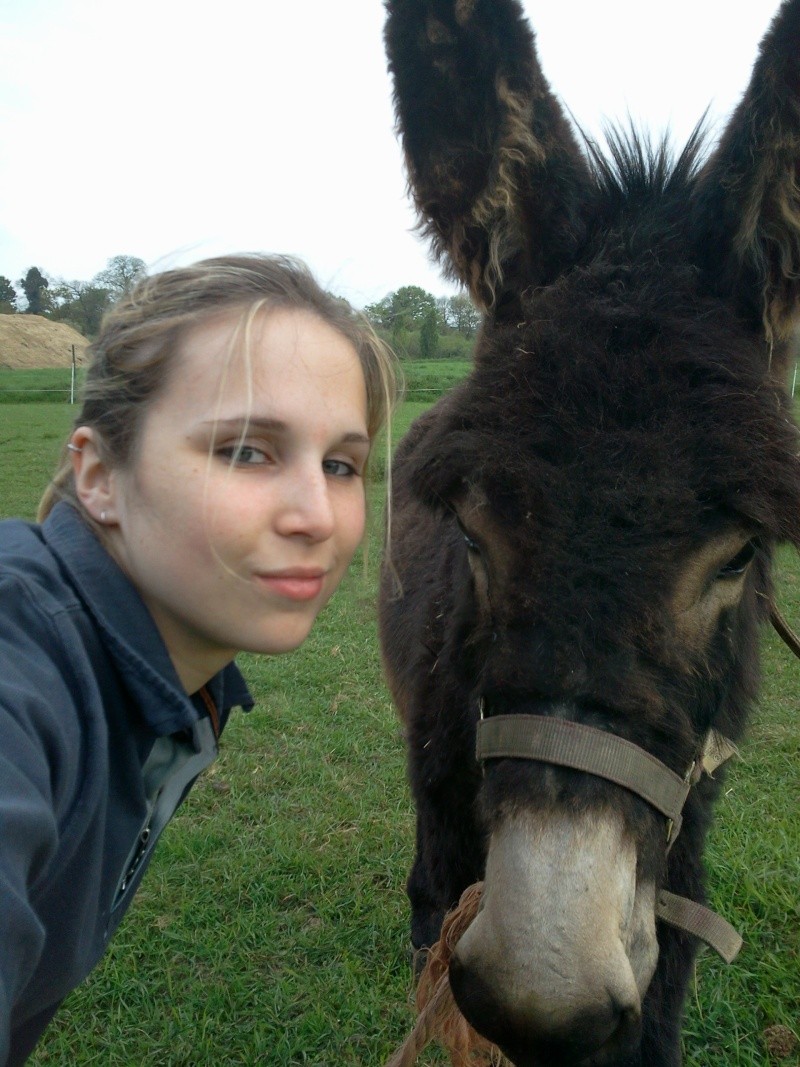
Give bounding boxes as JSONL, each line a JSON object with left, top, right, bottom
{"left": 256, "top": 570, "right": 326, "bottom": 602}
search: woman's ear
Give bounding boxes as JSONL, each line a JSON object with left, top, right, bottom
{"left": 70, "top": 426, "right": 117, "bottom": 526}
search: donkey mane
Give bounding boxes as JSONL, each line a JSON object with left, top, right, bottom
{"left": 582, "top": 122, "right": 710, "bottom": 208}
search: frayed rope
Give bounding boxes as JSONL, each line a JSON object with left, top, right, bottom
{"left": 385, "top": 882, "right": 511, "bottom": 1067}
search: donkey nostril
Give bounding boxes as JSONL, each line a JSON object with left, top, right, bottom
{"left": 596, "top": 1001, "right": 642, "bottom": 1062}
{"left": 448, "top": 952, "right": 509, "bottom": 1047}
{"left": 449, "top": 952, "right": 642, "bottom": 1066}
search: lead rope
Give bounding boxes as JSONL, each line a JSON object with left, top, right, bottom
{"left": 386, "top": 883, "right": 509, "bottom": 1067}
{"left": 770, "top": 600, "right": 800, "bottom": 659}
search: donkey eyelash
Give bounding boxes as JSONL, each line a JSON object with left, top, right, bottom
{"left": 716, "top": 539, "right": 759, "bottom": 580}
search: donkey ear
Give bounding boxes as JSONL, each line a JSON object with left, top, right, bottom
{"left": 691, "top": 0, "right": 800, "bottom": 342}
{"left": 385, "top": 0, "right": 592, "bottom": 311}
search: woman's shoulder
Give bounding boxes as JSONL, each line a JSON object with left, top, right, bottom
{"left": 0, "top": 520, "right": 109, "bottom": 912}
{"left": 0, "top": 515, "right": 82, "bottom": 618}
{"left": 0, "top": 518, "right": 94, "bottom": 789}
{"left": 0, "top": 515, "right": 46, "bottom": 555}
{"left": 0, "top": 515, "right": 96, "bottom": 711}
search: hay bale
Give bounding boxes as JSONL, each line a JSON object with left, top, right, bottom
{"left": 0, "top": 315, "right": 89, "bottom": 369}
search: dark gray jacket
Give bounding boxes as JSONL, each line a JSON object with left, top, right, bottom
{"left": 0, "top": 503, "right": 252, "bottom": 1065}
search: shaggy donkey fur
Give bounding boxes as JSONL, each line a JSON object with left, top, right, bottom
{"left": 379, "top": 2, "right": 800, "bottom": 1065}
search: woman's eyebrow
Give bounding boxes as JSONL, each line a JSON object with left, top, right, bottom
{"left": 205, "top": 417, "right": 370, "bottom": 445}
{"left": 205, "top": 416, "right": 287, "bottom": 433}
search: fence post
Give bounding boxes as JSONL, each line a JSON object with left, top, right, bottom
{"left": 70, "top": 346, "right": 76, "bottom": 404}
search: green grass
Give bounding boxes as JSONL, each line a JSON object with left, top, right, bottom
{"left": 0, "top": 405, "right": 74, "bottom": 516}
{"left": 1, "top": 390, "right": 797, "bottom": 1066}
{"left": 0, "top": 367, "right": 86, "bottom": 403}
{"left": 399, "top": 359, "right": 471, "bottom": 403}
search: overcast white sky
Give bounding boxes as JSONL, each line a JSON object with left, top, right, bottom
{"left": 0, "top": 0, "right": 784, "bottom": 308}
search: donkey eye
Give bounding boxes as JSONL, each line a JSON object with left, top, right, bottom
{"left": 455, "top": 516, "right": 481, "bottom": 553}
{"left": 717, "top": 540, "right": 758, "bottom": 579}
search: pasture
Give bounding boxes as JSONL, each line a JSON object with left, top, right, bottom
{"left": 0, "top": 391, "right": 797, "bottom": 1065}
{"left": 0, "top": 367, "right": 84, "bottom": 405}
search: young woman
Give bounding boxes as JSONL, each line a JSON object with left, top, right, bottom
{"left": 0, "top": 254, "right": 397, "bottom": 1065}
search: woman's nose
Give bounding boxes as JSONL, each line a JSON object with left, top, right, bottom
{"left": 274, "top": 468, "right": 335, "bottom": 541}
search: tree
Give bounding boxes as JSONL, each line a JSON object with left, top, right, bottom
{"left": 391, "top": 312, "right": 412, "bottom": 358}
{"left": 419, "top": 307, "right": 440, "bottom": 359}
{"left": 0, "top": 276, "right": 16, "bottom": 314}
{"left": 363, "top": 294, "right": 394, "bottom": 331}
{"left": 20, "top": 267, "right": 50, "bottom": 315}
{"left": 93, "top": 255, "right": 145, "bottom": 299}
{"left": 49, "top": 280, "right": 112, "bottom": 337}
{"left": 364, "top": 285, "right": 438, "bottom": 332}
{"left": 389, "top": 285, "right": 437, "bottom": 327}
{"left": 447, "top": 293, "right": 481, "bottom": 336}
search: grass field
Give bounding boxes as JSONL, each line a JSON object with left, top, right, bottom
{"left": 399, "top": 360, "right": 470, "bottom": 403}
{"left": 0, "top": 367, "right": 86, "bottom": 404}
{"left": 0, "top": 390, "right": 797, "bottom": 1066}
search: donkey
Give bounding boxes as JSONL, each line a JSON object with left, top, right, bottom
{"left": 378, "top": 1, "right": 800, "bottom": 1064}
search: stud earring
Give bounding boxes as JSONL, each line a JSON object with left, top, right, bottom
{"left": 100, "top": 511, "right": 108, "bottom": 522}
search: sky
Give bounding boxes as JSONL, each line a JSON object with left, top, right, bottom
{"left": 0, "top": 0, "right": 786, "bottom": 308}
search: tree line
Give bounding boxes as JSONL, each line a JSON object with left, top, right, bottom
{"left": 0, "top": 256, "right": 146, "bottom": 337}
{"left": 363, "top": 285, "right": 480, "bottom": 359}
{"left": 1, "top": 263, "right": 480, "bottom": 358}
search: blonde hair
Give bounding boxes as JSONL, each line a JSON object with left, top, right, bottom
{"left": 38, "top": 254, "right": 398, "bottom": 523}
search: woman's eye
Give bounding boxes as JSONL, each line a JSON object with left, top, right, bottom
{"left": 717, "top": 539, "right": 758, "bottom": 579}
{"left": 323, "top": 458, "right": 359, "bottom": 478}
{"left": 219, "top": 444, "right": 269, "bottom": 466}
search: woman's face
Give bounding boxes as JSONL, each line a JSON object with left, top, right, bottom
{"left": 103, "top": 307, "right": 370, "bottom": 692}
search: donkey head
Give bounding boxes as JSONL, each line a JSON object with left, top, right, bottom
{"left": 386, "top": 1, "right": 800, "bottom": 1062}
